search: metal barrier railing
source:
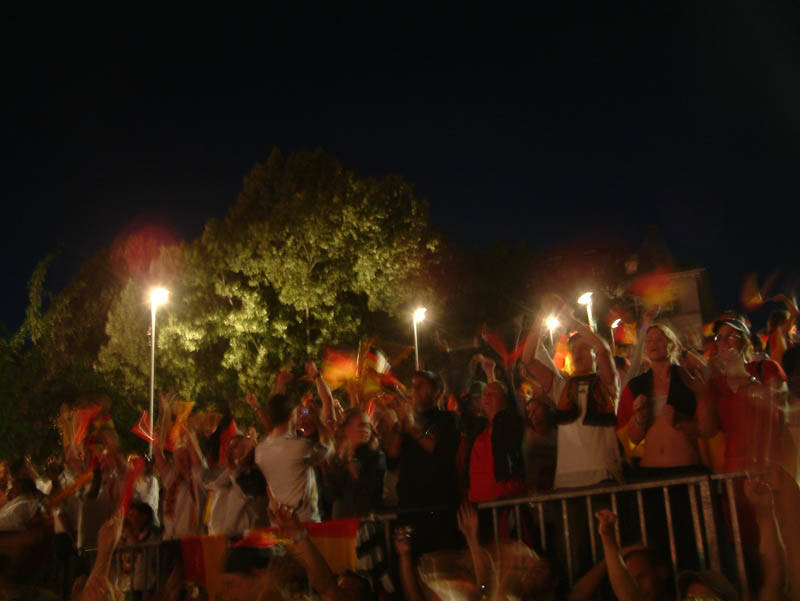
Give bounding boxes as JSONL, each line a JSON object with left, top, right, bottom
{"left": 76, "top": 472, "right": 756, "bottom": 601}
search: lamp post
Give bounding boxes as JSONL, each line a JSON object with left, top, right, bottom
{"left": 611, "top": 318, "right": 621, "bottom": 356}
{"left": 578, "top": 292, "right": 594, "bottom": 332}
{"left": 413, "top": 307, "right": 426, "bottom": 371}
{"left": 545, "top": 315, "right": 560, "bottom": 347}
{"left": 149, "top": 287, "right": 169, "bottom": 458}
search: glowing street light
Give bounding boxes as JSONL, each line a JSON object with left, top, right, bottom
{"left": 413, "top": 307, "right": 427, "bottom": 371}
{"left": 578, "top": 292, "right": 594, "bottom": 332}
{"left": 611, "top": 318, "right": 621, "bottom": 355}
{"left": 545, "top": 315, "right": 560, "bottom": 346}
{"left": 148, "top": 287, "right": 169, "bottom": 458}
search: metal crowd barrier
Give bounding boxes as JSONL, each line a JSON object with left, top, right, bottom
{"left": 78, "top": 472, "right": 757, "bottom": 601}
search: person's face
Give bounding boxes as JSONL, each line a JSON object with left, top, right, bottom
{"left": 480, "top": 382, "right": 506, "bottom": 418}
{"left": 626, "top": 554, "right": 661, "bottom": 601}
{"left": 646, "top": 328, "right": 671, "bottom": 363}
{"left": 227, "top": 437, "right": 245, "bottom": 468}
{"left": 411, "top": 376, "right": 434, "bottom": 411}
{"left": 345, "top": 413, "right": 372, "bottom": 448}
{"left": 126, "top": 508, "right": 147, "bottom": 536}
{"left": 715, "top": 324, "right": 745, "bottom": 355}
{"left": 569, "top": 337, "right": 595, "bottom": 374}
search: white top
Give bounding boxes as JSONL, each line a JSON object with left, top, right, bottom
{"left": 551, "top": 375, "right": 622, "bottom": 489}
{"left": 0, "top": 494, "right": 41, "bottom": 532}
{"left": 255, "top": 433, "right": 320, "bottom": 522}
{"left": 651, "top": 394, "right": 668, "bottom": 417}
{"left": 206, "top": 468, "right": 253, "bottom": 535}
{"left": 161, "top": 465, "right": 204, "bottom": 540}
{"left": 133, "top": 473, "right": 161, "bottom": 528}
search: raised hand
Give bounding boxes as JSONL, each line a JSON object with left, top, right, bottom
{"left": 743, "top": 476, "right": 774, "bottom": 516}
{"left": 633, "top": 394, "right": 651, "bottom": 428}
{"left": 394, "top": 525, "right": 414, "bottom": 556}
{"left": 595, "top": 509, "right": 617, "bottom": 539}
{"left": 457, "top": 502, "right": 479, "bottom": 542}
{"left": 268, "top": 504, "right": 304, "bottom": 541}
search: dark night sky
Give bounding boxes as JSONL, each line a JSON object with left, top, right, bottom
{"left": 4, "top": 4, "right": 800, "bottom": 332}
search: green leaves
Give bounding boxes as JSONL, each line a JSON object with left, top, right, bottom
{"left": 93, "top": 148, "right": 436, "bottom": 408}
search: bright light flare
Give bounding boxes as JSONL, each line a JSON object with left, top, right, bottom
{"left": 413, "top": 307, "right": 427, "bottom": 324}
{"left": 150, "top": 287, "right": 170, "bottom": 307}
{"left": 577, "top": 292, "right": 593, "bottom": 305}
{"left": 545, "top": 316, "right": 560, "bottom": 332}
{"left": 611, "top": 318, "right": 621, "bottom": 329}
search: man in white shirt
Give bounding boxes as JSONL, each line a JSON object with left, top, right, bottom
{"left": 522, "top": 298, "right": 621, "bottom": 488}
{"left": 255, "top": 393, "right": 330, "bottom": 522}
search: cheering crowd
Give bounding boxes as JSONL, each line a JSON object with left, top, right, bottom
{"left": 1, "top": 292, "right": 800, "bottom": 601}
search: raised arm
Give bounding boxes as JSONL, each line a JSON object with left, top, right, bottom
{"left": 458, "top": 503, "right": 491, "bottom": 592}
{"left": 75, "top": 510, "right": 124, "bottom": 601}
{"left": 521, "top": 307, "right": 556, "bottom": 394}
{"left": 271, "top": 505, "right": 351, "bottom": 601}
{"left": 153, "top": 391, "right": 173, "bottom": 478}
{"left": 245, "top": 392, "right": 272, "bottom": 434}
{"left": 564, "top": 310, "right": 618, "bottom": 397}
{"left": 307, "top": 361, "right": 337, "bottom": 425}
{"left": 395, "top": 527, "right": 441, "bottom": 601}
{"left": 596, "top": 510, "right": 643, "bottom": 601}
{"left": 744, "top": 477, "right": 785, "bottom": 601}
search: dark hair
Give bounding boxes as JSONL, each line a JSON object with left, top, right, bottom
{"left": 266, "top": 394, "right": 297, "bottom": 426}
{"left": 768, "top": 308, "right": 790, "bottom": 333}
{"left": 129, "top": 501, "right": 154, "bottom": 527}
{"left": 14, "top": 477, "right": 36, "bottom": 496}
{"left": 413, "top": 370, "right": 442, "bottom": 393}
{"left": 224, "top": 546, "right": 274, "bottom": 574}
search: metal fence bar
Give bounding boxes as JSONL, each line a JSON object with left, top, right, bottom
{"left": 537, "top": 503, "right": 546, "bottom": 550}
{"left": 725, "top": 478, "right": 750, "bottom": 601}
{"left": 698, "top": 477, "right": 721, "bottom": 572}
{"left": 492, "top": 507, "right": 500, "bottom": 556}
{"left": 586, "top": 495, "right": 597, "bottom": 564}
{"left": 636, "top": 488, "right": 648, "bottom": 546}
{"left": 562, "top": 498, "right": 573, "bottom": 585}
{"left": 688, "top": 484, "right": 706, "bottom": 570}
{"left": 662, "top": 486, "right": 679, "bottom": 597}
{"left": 610, "top": 492, "right": 621, "bottom": 547}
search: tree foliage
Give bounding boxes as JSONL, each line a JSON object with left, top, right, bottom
{"left": 96, "top": 148, "right": 438, "bottom": 411}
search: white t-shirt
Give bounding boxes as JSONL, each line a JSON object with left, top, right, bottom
{"left": 255, "top": 433, "right": 319, "bottom": 522}
{"left": 551, "top": 375, "right": 622, "bottom": 488}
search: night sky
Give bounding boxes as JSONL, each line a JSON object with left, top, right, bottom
{"left": 4, "top": 4, "right": 800, "bottom": 333}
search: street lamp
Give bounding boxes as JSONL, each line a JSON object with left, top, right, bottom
{"left": 578, "top": 292, "right": 594, "bottom": 332}
{"left": 149, "top": 287, "right": 169, "bottom": 458}
{"left": 413, "top": 307, "right": 426, "bottom": 371}
{"left": 545, "top": 315, "right": 560, "bottom": 347}
{"left": 610, "top": 318, "right": 621, "bottom": 355}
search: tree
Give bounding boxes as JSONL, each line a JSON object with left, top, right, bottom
{"left": 97, "top": 148, "right": 438, "bottom": 410}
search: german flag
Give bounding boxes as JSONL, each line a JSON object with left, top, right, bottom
{"left": 181, "top": 518, "right": 360, "bottom": 594}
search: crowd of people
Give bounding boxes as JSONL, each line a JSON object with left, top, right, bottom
{"left": 1, "top": 292, "right": 800, "bottom": 601}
